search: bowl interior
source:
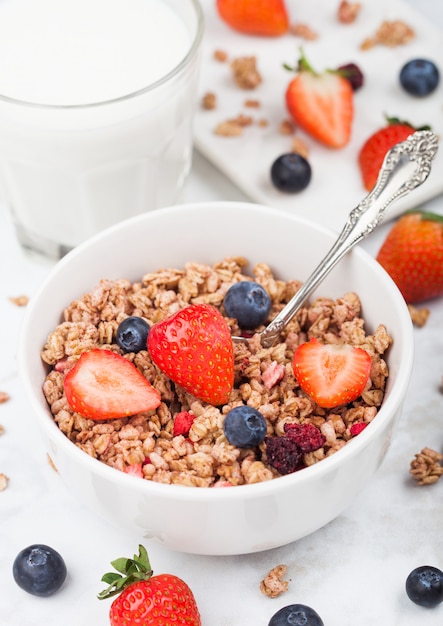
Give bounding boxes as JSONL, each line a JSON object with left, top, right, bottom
{"left": 20, "top": 201, "right": 413, "bottom": 493}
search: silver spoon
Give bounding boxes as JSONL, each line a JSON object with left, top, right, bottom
{"left": 233, "top": 130, "right": 438, "bottom": 348}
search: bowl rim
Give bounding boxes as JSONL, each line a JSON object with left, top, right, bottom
{"left": 19, "top": 201, "right": 414, "bottom": 502}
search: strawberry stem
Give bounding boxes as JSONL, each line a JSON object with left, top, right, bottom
{"left": 384, "top": 114, "right": 431, "bottom": 131}
{"left": 405, "top": 209, "right": 443, "bottom": 224}
{"left": 98, "top": 545, "right": 154, "bottom": 600}
{"left": 283, "top": 47, "right": 318, "bottom": 75}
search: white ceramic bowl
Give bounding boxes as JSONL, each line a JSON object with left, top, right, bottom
{"left": 19, "top": 202, "right": 413, "bottom": 555}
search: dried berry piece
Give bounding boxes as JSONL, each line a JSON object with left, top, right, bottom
{"left": 349, "top": 422, "right": 367, "bottom": 436}
{"left": 284, "top": 423, "right": 325, "bottom": 452}
{"left": 265, "top": 436, "right": 304, "bottom": 475}
{"left": 337, "top": 63, "right": 364, "bottom": 91}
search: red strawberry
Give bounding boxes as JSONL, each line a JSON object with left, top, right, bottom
{"left": 64, "top": 349, "right": 161, "bottom": 420}
{"left": 358, "top": 118, "right": 416, "bottom": 191}
{"left": 98, "top": 545, "right": 201, "bottom": 626}
{"left": 216, "top": 0, "right": 289, "bottom": 37}
{"left": 148, "top": 303, "right": 234, "bottom": 406}
{"left": 292, "top": 338, "right": 371, "bottom": 408}
{"left": 376, "top": 210, "right": 443, "bottom": 303}
{"left": 285, "top": 50, "right": 354, "bottom": 148}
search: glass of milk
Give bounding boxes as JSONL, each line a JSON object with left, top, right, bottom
{"left": 0, "top": 0, "right": 204, "bottom": 260}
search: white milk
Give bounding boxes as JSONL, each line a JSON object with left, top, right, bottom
{"left": 0, "top": 0, "right": 203, "bottom": 257}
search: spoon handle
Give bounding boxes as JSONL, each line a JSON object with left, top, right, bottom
{"left": 259, "top": 130, "right": 438, "bottom": 348}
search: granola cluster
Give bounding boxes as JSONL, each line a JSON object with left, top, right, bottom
{"left": 41, "top": 257, "right": 392, "bottom": 488}
{"left": 260, "top": 564, "right": 289, "bottom": 598}
{"left": 410, "top": 447, "right": 443, "bottom": 485}
{"left": 361, "top": 20, "right": 415, "bottom": 50}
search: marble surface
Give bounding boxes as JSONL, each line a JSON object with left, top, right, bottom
{"left": 1, "top": 1, "right": 443, "bottom": 624}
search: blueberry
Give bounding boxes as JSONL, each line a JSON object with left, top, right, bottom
{"left": 400, "top": 59, "right": 440, "bottom": 96}
{"left": 269, "top": 603, "right": 324, "bottom": 626}
{"left": 405, "top": 565, "right": 443, "bottom": 607}
{"left": 116, "top": 316, "right": 150, "bottom": 353}
{"left": 223, "top": 281, "right": 271, "bottom": 329}
{"left": 13, "top": 544, "right": 67, "bottom": 597}
{"left": 271, "top": 153, "right": 312, "bottom": 193}
{"left": 223, "top": 406, "right": 267, "bottom": 448}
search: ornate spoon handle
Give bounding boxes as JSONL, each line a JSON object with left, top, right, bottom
{"left": 257, "top": 130, "right": 438, "bottom": 348}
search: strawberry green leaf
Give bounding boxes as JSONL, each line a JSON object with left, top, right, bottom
{"left": 98, "top": 545, "right": 154, "bottom": 600}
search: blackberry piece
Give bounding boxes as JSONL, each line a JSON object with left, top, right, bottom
{"left": 337, "top": 62, "right": 364, "bottom": 91}
{"left": 265, "top": 436, "right": 304, "bottom": 475}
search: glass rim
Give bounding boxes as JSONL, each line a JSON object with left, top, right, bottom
{"left": 0, "top": 0, "right": 204, "bottom": 110}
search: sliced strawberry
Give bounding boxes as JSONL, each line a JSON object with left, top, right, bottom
{"left": 292, "top": 338, "right": 371, "bottom": 408}
{"left": 64, "top": 349, "right": 161, "bottom": 420}
{"left": 147, "top": 304, "right": 234, "bottom": 406}
{"left": 358, "top": 118, "right": 416, "bottom": 191}
{"left": 285, "top": 50, "right": 354, "bottom": 148}
{"left": 216, "top": 0, "right": 289, "bottom": 37}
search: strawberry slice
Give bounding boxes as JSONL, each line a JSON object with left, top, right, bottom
{"left": 147, "top": 303, "right": 234, "bottom": 406}
{"left": 216, "top": 0, "right": 289, "bottom": 37}
{"left": 64, "top": 349, "right": 161, "bottom": 420}
{"left": 285, "top": 50, "right": 354, "bottom": 148}
{"left": 292, "top": 338, "right": 371, "bottom": 408}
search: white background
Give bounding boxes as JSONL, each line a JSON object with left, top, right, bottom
{"left": 1, "top": 1, "right": 443, "bottom": 624}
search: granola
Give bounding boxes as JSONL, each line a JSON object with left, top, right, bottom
{"left": 290, "top": 23, "right": 318, "bottom": 41}
{"left": 361, "top": 20, "right": 415, "bottom": 50}
{"left": 337, "top": 1, "right": 362, "bottom": 24}
{"left": 410, "top": 447, "right": 443, "bottom": 485}
{"left": 41, "top": 258, "right": 392, "bottom": 488}
{"left": 201, "top": 92, "right": 217, "bottom": 110}
{"left": 230, "top": 56, "right": 262, "bottom": 90}
{"left": 9, "top": 295, "right": 29, "bottom": 307}
{"left": 260, "top": 564, "right": 289, "bottom": 598}
{"left": 0, "top": 473, "right": 8, "bottom": 491}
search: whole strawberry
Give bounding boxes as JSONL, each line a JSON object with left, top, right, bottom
{"left": 98, "top": 545, "right": 201, "bottom": 626}
{"left": 376, "top": 210, "right": 443, "bottom": 304}
{"left": 358, "top": 117, "right": 430, "bottom": 191}
{"left": 147, "top": 303, "right": 234, "bottom": 406}
{"left": 216, "top": 0, "right": 289, "bottom": 36}
{"left": 285, "top": 49, "right": 354, "bottom": 148}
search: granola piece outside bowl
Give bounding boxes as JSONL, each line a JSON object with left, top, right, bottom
{"left": 18, "top": 201, "right": 413, "bottom": 555}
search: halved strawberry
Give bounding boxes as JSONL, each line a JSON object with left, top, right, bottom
{"left": 292, "top": 338, "right": 371, "bottom": 408}
{"left": 358, "top": 117, "right": 418, "bottom": 191}
{"left": 148, "top": 304, "right": 234, "bottom": 406}
{"left": 285, "top": 50, "right": 354, "bottom": 148}
{"left": 64, "top": 349, "right": 161, "bottom": 420}
{"left": 216, "top": 0, "right": 289, "bottom": 37}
